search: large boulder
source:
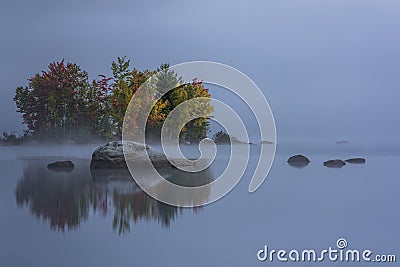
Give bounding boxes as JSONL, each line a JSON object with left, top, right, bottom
{"left": 323, "top": 159, "right": 346, "bottom": 168}
{"left": 90, "top": 141, "right": 170, "bottom": 169}
{"left": 287, "top": 154, "right": 310, "bottom": 168}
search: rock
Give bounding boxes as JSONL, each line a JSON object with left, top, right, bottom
{"left": 261, "top": 140, "right": 274, "bottom": 145}
{"left": 90, "top": 141, "right": 171, "bottom": 169}
{"left": 287, "top": 155, "right": 310, "bottom": 163}
{"left": 345, "top": 158, "right": 366, "bottom": 164}
{"left": 47, "top": 161, "right": 74, "bottom": 172}
{"left": 323, "top": 159, "right": 346, "bottom": 168}
{"left": 336, "top": 140, "right": 349, "bottom": 144}
{"left": 287, "top": 155, "right": 310, "bottom": 168}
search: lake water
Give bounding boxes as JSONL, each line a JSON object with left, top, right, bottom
{"left": 0, "top": 142, "right": 399, "bottom": 266}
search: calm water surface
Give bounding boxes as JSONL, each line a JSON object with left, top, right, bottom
{"left": 0, "top": 143, "right": 399, "bottom": 267}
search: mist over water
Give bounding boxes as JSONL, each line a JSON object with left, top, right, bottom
{"left": 0, "top": 144, "right": 102, "bottom": 161}
{"left": 0, "top": 142, "right": 399, "bottom": 266}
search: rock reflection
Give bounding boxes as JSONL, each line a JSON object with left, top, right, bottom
{"left": 287, "top": 161, "right": 310, "bottom": 168}
{"left": 15, "top": 160, "right": 212, "bottom": 234}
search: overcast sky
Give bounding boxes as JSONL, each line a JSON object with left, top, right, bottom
{"left": 1, "top": 0, "right": 399, "bottom": 142}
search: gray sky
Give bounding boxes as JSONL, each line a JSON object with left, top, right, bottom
{"left": 1, "top": 0, "right": 399, "bottom": 142}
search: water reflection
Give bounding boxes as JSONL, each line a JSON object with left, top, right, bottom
{"left": 15, "top": 160, "right": 213, "bottom": 234}
{"left": 287, "top": 161, "right": 310, "bottom": 168}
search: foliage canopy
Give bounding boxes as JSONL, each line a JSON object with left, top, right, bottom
{"left": 13, "top": 58, "right": 213, "bottom": 143}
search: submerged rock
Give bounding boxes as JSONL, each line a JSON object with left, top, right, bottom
{"left": 323, "top": 159, "right": 346, "bottom": 168}
{"left": 287, "top": 155, "right": 310, "bottom": 168}
{"left": 345, "top": 158, "right": 366, "bottom": 164}
{"left": 90, "top": 141, "right": 170, "bottom": 169}
{"left": 47, "top": 161, "right": 74, "bottom": 172}
{"left": 261, "top": 140, "right": 274, "bottom": 145}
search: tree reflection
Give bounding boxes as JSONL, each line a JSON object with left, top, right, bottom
{"left": 15, "top": 160, "right": 212, "bottom": 234}
{"left": 15, "top": 161, "right": 98, "bottom": 231}
{"left": 111, "top": 190, "right": 180, "bottom": 235}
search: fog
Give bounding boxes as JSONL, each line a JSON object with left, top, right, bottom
{"left": 0, "top": 144, "right": 101, "bottom": 161}
{"left": 1, "top": 0, "right": 399, "bottom": 142}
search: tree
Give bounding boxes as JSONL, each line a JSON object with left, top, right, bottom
{"left": 110, "top": 56, "right": 155, "bottom": 136}
{"left": 95, "top": 75, "right": 114, "bottom": 138}
{"left": 148, "top": 64, "right": 213, "bottom": 142}
{"left": 14, "top": 60, "right": 91, "bottom": 140}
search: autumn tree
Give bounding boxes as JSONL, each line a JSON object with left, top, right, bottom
{"left": 14, "top": 60, "right": 107, "bottom": 141}
{"left": 95, "top": 74, "right": 114, "bottom": 138}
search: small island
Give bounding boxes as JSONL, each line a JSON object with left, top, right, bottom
{"left": 212, "top": 130, "right": 253, "bottom": 145}
{"left": 8, "top": 58, "right": 213, "bottom": 146}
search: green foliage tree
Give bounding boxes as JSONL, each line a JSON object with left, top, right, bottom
{"left": 212, "top": 130, "right": 230, "bottom": 144}
{"left": 149, "top": 64, "right": 213, "bottom": 142}
{"left": 110, "top": 56, "right": 156, "bottom": 136}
